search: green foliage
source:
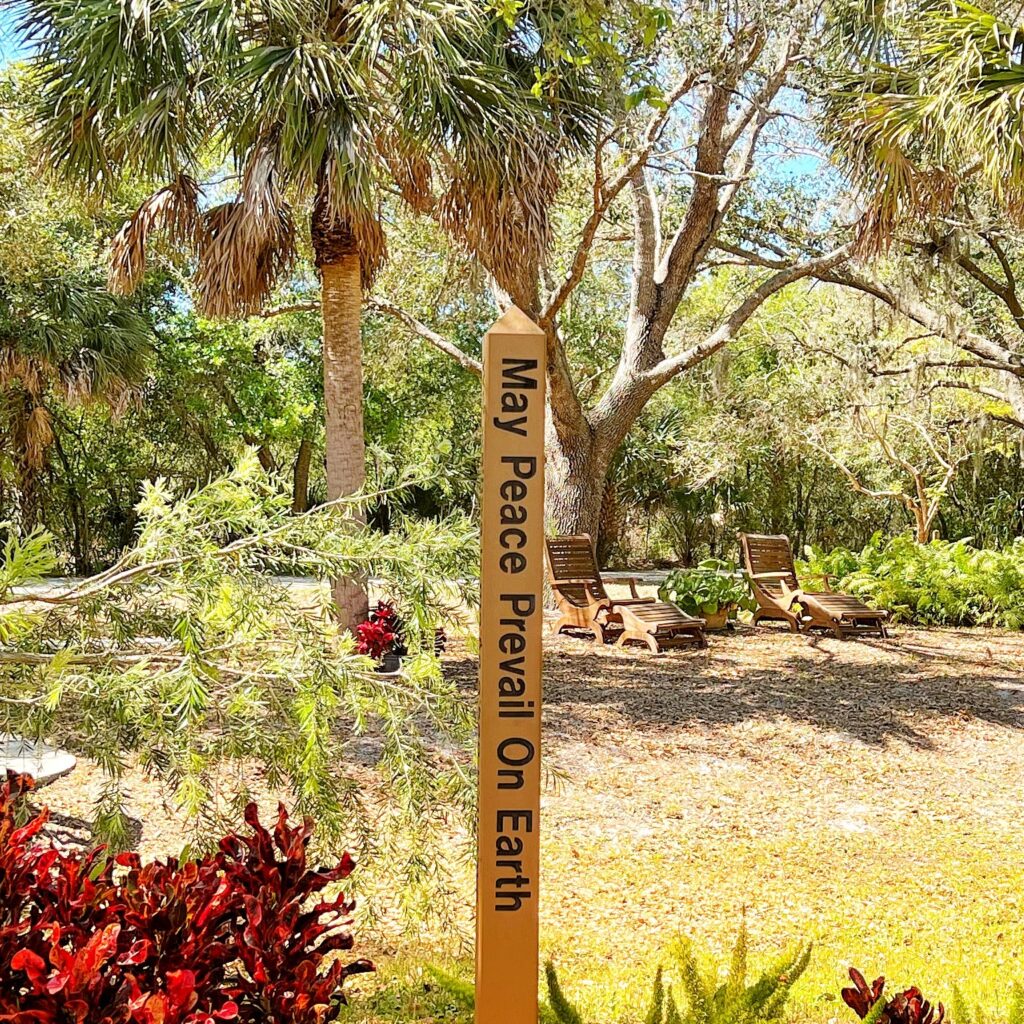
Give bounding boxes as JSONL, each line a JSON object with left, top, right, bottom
{"left": 545, "top": 923, "right": 811, "bottom": 1024}
{"left": 800, "top": 534, "right": 1024, "bottom": 628}
{"left": 0, "top": 453, "right": 479, "bottom": 923}
{"left": 826, "top": 0, "right": 1024, "bottom": 243}
{"left": 951, "top": 984, "right": 1024, "bottom": 1024}
{"left": 658, "top": 559, "right": 756, "bottom": 619}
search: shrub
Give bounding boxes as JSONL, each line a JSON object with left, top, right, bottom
{"left": 658, "top": 559, "right": 756, "bottom": 620}
{"left": 0, "top": 772, "right": 373, "bottom": 1024}
{"left": 545, "top": 923, "right": 811, "bottom": 1024}
{"left": 799, "top": 534, "right": 1024, "bottom": 628}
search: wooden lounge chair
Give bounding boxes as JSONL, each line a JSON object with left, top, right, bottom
{"left": 545, "top": 534, "right": 707, "bottom": 652}
{"left": 738, "top": 533, "right": 889, "bottom": 639}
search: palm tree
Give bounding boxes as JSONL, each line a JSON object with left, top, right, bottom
{"left": 827, "top": 0, "right": 1024, "bottom": 247}
{"left": 20, "top": 0, "right": 589, "bottom": 626}
{"left": 0, "top": 275, "right": 153, "bottom": 523}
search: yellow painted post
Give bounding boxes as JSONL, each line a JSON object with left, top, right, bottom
{"left": 476, "top": 306, "right": 547, "bottom": 1024}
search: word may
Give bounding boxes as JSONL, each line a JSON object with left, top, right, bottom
{"left": 492, "top": 357, "right": 539, "bottom": 437}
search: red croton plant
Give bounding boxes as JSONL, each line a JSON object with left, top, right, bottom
{"left": 842, "top": 968, "right": 946, "bottom": 1024}
{"left": 0, "top": 772, "right": 373, "bottom": 1024}
{"left": 354, "top": 601, "right": 405, "bottom": 662}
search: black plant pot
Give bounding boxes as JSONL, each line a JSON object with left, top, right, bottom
{"left": 376, "top": 651, "right": 403, "bottom": 675}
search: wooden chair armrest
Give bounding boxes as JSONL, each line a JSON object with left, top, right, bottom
{"left": 801, "top": 571, "right": 834, "bottom": 592}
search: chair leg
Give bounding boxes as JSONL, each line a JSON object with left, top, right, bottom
{"left": 617, "top": 630, "right": 658, "bottom": 653}
{"left": 590, "top": 620, "right": 607, "bottom": 644}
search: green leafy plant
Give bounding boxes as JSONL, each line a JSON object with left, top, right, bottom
{"left": 659, "top": 559, "right": 756, "bottom": 620}
{"left": 951, "top": 983, "right": 1024, "bottom": 1024}
{"left": 0, "top": 453, "right": 479, "bottom": 922}
{"left": 799, "top": 534, "right": 1024, "bottom": 629}
{"left": 545, "top": 923, "right": 811, "bottom": 1024}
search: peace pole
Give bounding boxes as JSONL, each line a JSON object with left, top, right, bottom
{"left": 476, "top": 306, "right": 547, "bottom": 1024}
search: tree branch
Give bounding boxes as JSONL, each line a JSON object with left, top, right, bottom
{"left": 644, "top": 244, "right": 853, "bottom": 386}
{"left": 539, "top": 74, "right": 695, "bottom": 326}
{"left": 257, "top": 302, "right": 319, "bottom": 319}
{"left": 367, "top": 299, "right": 481, "bottom": 376}
{"left": 822, "top": 267, "right": 1024, "bottom": 372}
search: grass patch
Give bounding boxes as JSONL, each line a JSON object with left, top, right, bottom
{"left": 345, "top": 626, "right": 1024, "bottom": 1024}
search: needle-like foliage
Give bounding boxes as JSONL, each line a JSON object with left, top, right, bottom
{"left": 543, "top": 922, "right": 811, "bottom": 1024}
{"left": 0, "top": 452, "right": 480, "bottom": 924}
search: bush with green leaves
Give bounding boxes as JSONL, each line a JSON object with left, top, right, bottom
{"left": 428, "top": 923, "right": 810, "bottom": 1024}
{"left": 545, "top": 923, "right": 810, "bottom": 1024}
{"left": 799, "top": 533, "right": 1024, "bottom": 628}
{"left": 0, "top": 452, "right": 479, "bottom": 923}
{"left": 658, "top": 559, "right": 756, "bottom": 621}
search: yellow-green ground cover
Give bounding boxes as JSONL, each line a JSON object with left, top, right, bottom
{"left": 38, "top": 607, "right": 1024, "bottom": 1024}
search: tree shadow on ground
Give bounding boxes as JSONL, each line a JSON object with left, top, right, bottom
{"left": 445, "top": 626, "right": 1024, "bottom": 749}
{"left": 28, "top": 805, "right": 144, "bottom": 852}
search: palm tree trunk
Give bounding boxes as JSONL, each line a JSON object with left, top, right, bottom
{"left": 321, "top": 253, "right": 369, "bottom": 629}
{"left": 292, "top": 434, "right": 312, "bottom": 514}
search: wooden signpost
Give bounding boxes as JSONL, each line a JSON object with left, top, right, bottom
{"left": 476, "top": 306, "right": 547, "bottom": 1024}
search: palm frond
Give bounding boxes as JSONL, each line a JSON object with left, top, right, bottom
{"left": 109, "top": 174, "right": 201, "bottom": 294}
{"left": 195, "top": 146, "right": 297, "bottom": 317}
{"left": 828, "top": 0, "right": 1024, "bottom": 246}
{"left": 21, "top": 402, "right": 54, "bottom": 471}
{"left": 438, "top": 132, "right": 560, "bottom": 301}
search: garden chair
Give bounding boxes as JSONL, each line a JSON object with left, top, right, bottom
{"left": 545, "top": 535, "right": 707, "bottom": 651}
{"left": 738, "top": 533, "right": 889, "bottom": 639}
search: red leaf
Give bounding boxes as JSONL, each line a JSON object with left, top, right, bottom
{"left": 11, "top": 948, "right": 48, "bottom": 989}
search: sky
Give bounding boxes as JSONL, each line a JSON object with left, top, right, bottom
{"left": 0, "top": 10, "right": 28, "bottom": 65}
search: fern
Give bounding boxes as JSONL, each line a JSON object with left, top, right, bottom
{"left": 646, "top": 967, "right": 666, "bottom": 1024}
{"left": 546, "top": 923, "right": 809, "bottom": 1024}
{"left": 1011, "top": 985, "right": 1024, "bottom": 1024}
{"left": 546, "top": 961, "right": 586, "bottom": 1024}
{"left": 425, "top": 966, "right": 477, "bottom": 1010}
{"left": 950, "top": 983, "right": 1024, "bottom": 1024}
{"left": 799, "top": 534, "right": 1024, "bottom": 629}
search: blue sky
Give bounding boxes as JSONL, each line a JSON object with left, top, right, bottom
{"left": 0, "top": 10, "right": 28, "bottom": 64}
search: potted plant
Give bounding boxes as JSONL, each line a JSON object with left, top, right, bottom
{"left": 355, "top": 601, "right": 408, "bottom": 673}
{"left": 658, "top": 558, "right": 756, "bottom": 630}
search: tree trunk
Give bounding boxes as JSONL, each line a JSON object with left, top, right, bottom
{"left": 292, "top": 435, "right": 312, "bottom": 514}
{"left": 596, "top": 477, "right": 622, "bottom": 566}
{"left": 545, "top": 427, "right": 608, "bottom": 542}
{"left": 1007, "top": 373, "right": 1024, "bottom": 425}
{"left": 319, "top": 251, "right": 369, "bottom": 629}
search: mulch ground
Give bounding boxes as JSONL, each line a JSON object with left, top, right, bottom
{"left": 33, "top": 619, "right": 1024, "bottom": 1021}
